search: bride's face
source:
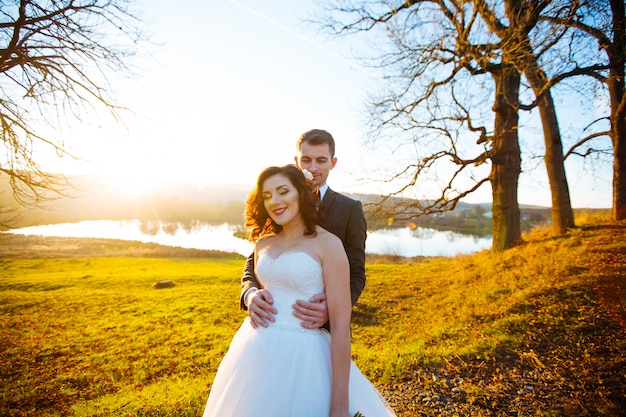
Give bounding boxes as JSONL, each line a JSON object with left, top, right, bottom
{"left": 262, "top": 173, "right": 301, "bottom": 226}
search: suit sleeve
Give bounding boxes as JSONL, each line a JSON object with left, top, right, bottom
{"left": 345, "top": 200, "right": 367, "bottom": 307}
{"left": 240, "top": 252, "right": 260, "bottom": 310}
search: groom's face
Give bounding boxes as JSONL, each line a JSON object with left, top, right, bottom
{"left": 295, "top": 142, "right": 337, "bottom": 188}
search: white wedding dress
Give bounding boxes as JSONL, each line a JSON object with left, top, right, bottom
{"left": 203, "top": 251, "right": 396, "bottom": 417}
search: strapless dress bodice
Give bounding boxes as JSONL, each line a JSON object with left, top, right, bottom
{"left": 256, "top": 251, "right": 324, "bottom": 333}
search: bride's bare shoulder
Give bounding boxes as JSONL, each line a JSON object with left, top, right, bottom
{"left": 315, "top": 226, "right": 342, "bottom": 247}
{"left": 255, "top": 234, "right": 277, "bottom": 251}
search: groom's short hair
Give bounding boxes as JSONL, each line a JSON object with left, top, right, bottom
{"left": 297, "top": 129, "right": 336, "bottom": 158}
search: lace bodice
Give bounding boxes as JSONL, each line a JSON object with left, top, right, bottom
{"left": 256, "top": 251, "right": 324, "bottom": 332}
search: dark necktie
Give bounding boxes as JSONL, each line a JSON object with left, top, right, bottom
{"left": 315, "top": 189, "right": 321, "bottom": 211}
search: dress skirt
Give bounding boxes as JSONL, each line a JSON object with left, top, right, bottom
{"left": 202, "top": 317, "right": 396, "bottom": 417}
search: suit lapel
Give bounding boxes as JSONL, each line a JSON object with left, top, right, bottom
{"left": 322, "top": 187, "right": 337, "bottom": 210}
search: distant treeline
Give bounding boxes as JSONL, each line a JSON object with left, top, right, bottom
{"left": 0, "top": 176, "right": 249, "bottom": 230}
{"left": 366, "top": 205, "right": 553, "bottom": 237}
{"left": 3, "top": 193, "right": 247, "bottom": 230}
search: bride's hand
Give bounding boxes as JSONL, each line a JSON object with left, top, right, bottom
{"left": 293, "top": 292, "right": 328, "bottom": 329}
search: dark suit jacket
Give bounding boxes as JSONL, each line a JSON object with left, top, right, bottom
{"left": 239, "top": 187, "right": 367, "bottom": 324}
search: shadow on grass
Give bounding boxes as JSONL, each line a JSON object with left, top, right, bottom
{"left": 385, "top": 282, "right": 626, "bottom": 416}
{"left": 352, "top": 302, "right": 381, "bottom": 327}
{"left": 3, "top": 282, "right": 75, "bottom": 292}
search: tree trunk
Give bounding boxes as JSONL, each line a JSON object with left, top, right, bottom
{"left": 490, "top": 65, "right": 522, "bottom": 251}
{"left": 524, "top": 60, "right": 575, "bottom": 234}
{"left": 609, "top": 0, "right": 626, "bottom": 220}
{"left": 612, "top": 90, "right": 626, "bottom": 220}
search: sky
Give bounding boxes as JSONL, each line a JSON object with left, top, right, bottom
{"left": 48, "top": 0, "right": 612, "bottom": 208}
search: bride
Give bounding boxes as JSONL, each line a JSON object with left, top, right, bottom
{"left": 203, "top": 164, "right": 396, "bottom": 417}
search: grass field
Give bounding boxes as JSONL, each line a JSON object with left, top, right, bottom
{"left": 1, "top": 214, "right": 625, "bottom": 416}
{"left": 1, "top": 257, "right": 246, "bottom": 416}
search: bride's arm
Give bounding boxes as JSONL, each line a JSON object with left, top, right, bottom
{"left": 322, "top": 235, "right": 352, "bottom": 417}
{"left": 246, "top": 239, "right": 277, "bottom": 328}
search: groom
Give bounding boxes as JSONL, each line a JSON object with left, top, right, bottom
{"left": 240, "top": 129, "right": 367, "bottom": 330}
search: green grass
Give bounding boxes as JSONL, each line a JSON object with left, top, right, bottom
{"left": 0, "top": 257, "right": 244, "bottom": 416}
{"left": 1, "top": 215, "right": 625, "bottom": 416}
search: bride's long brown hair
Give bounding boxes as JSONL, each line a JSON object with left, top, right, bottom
{"left": 245, "top": 165, "right": 321, "bottom": 242}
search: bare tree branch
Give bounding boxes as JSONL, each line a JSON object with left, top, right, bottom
{"left": 0, "top": 0, "right": 146, "bottom": 212}
{"left": 564, "top": 130, "right": 612, "bottom": 160}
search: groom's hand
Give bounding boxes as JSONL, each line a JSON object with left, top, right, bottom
{"left": 247, "top": 289, "right": 276, "bottom": 329}
{"left": 293, "top": 292, "right": 328, "bottom": 329}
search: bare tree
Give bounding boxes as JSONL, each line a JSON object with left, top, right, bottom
{"left": 476, "top": 0, "right": 576, "bottom": 235}
{"left": 320, "top": 0, "right": 534, "bottom": 250}
{"left": 543, "top": 0, "right": 625, "bottom": 220}
{"left": 320, "top": 0, "right": 613, "bottom": 250}
{"left": 607, "top": 0, "right": 626, "bottom": 220}
{"left": 0, "top": 0, "right": 145, "bottom": 213}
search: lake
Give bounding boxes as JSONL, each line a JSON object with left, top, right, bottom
{"left": 7, "top": 220, "right": 491, "bottom": 257}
